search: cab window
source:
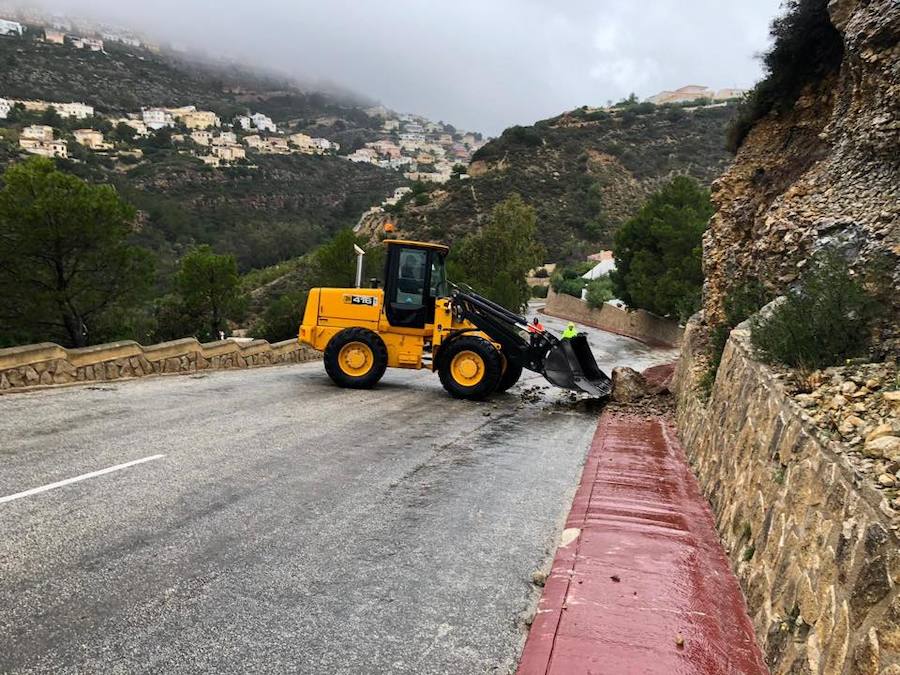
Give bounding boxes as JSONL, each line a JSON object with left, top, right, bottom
{"left": 430, "top": 253, "right": 448, "bottom": 298}
{"left": 395, "top": 248, "right": 426, "bottom": 306}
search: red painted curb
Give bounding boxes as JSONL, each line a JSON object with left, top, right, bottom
{"left": 518, "top": 413, "right": 768, "bottom": 675}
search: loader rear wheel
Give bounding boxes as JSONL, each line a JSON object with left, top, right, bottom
{"left": 496, "top": 358, "right": 523, "bottom": 393}
{"left": 324, "top": 328, "right": 388, "bottom": 389}
{"left": 438, "top": 336, "right": 502, "bottom": 400}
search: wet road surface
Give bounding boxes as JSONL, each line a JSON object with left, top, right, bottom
{"left": 0, "top": 322, "right": 676, "bottom": 674}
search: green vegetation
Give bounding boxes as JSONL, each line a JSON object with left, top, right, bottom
{"left": 610, "top": 176, "right": 712, "bottom": 321}
{"left": 251, "top": 289, "right": 308, "bottom": 343}
{"left": 550, "top": 262, "right": 592, "bottom": 298}
{"left": 726, "top": 0, "right": 844, "bottom": 153}
{"left": 585, "top": 276, "right": 615, "bottom": 309}
{"left": 174, "top": 246, "right": 246, "bottom": 340}
{"left": 530, "top": 285, "right": 549, "bottom": 299}
{"left": 116, "top": 151, "right": 403, "bottom": 273}
{"left": 449, "top": 195, "right": 544, "bottom": 312}
{"left": 0, "top": 37, "right": 405, "bottom": 281}
{"left": 750, "top": 252, "right": 880, "bottom": 370}
{"left": 307, "top": 229, "right": 385, "bottom": 288}
{"left": 400, "top": 103, "right": 735, "bottom": 260}
{"left": 0, "top": 157, "right": 154, "bottom": 347}
{"left": 700, "top": 281, "right": 771, "bottom": 395}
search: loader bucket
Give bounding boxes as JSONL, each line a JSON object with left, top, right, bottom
{"left": 542, "top": 334, "right": 612, "bottom": 397}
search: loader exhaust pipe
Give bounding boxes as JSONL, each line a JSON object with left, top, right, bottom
{"left": 354, "top": 244, "right": 365, "bottom": 288}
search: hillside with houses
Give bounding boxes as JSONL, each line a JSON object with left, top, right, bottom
{"left": 372, "top": 97, "right": 741, "bottom": 261}
{"left": 0, "top": 13, "right": 487, "bottom": 273}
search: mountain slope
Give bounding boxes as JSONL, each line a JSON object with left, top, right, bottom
{"left": 0, "top": 36, "right": 404, "bottom": 271}
{"left": 385, "top": 104, "right": 737, "bottom": 261}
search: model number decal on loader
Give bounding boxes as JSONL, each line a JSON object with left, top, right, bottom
{"left": 344, "top": 295, "right": 378, "bottom": 306}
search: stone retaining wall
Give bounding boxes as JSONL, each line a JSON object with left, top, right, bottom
{"left": 673, "top": 318, "right": 899, "bottom": 674}
{"left": 542, "top": 288, "right": 683, "bottom": 347}
{"left": 0, "top": 338, "right": 321, "bottom": 392}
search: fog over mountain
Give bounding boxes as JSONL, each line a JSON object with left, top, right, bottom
{"left": 18, "top": 0, "right": 782, "bottom": 134}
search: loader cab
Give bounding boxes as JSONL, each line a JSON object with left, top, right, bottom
{"left": 383, "top": 240, "right": 450, "bottom": 328}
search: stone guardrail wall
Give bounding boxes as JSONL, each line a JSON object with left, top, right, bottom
{"left": 542, "top": 288, "right": 683, "bottom": 347}
{"left": 0, "top": 337, "right": 321, "bottom": 392}
{"left": 673, "top": 318, "right": 899, "bottom": 675}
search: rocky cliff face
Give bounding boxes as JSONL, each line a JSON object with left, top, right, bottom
{"left": 703, "top": 0, "right": 899, "bottom": 345}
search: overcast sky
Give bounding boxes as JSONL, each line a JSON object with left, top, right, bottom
{"left": 26, "top": 0, "right": 783, "bottom": 135}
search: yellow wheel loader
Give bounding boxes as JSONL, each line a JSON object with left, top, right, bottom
{"left": 298, "top": 239, "right": 611, "bottom": 400}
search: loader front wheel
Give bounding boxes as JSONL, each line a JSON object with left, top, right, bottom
{"left": 495, "top": 358, "right": 523, "bottom": 393}
{"left": 324, "top": 328, "right": 388, "bottom": 389}
{"left": 438, "top": 336, "right": 502, "bottom": 400}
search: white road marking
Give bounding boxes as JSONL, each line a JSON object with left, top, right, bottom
{"left": 0, "top": 454, "right": 166, "bottom": 505}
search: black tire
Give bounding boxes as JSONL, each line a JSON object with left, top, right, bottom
{"left": 438, "top": 336, "right": 503, "bottom": 400}
{"left": 496, "top": 358, "right": 523, "bottom": 393}
{"left": 323, "top": 328, "right": 388, "bottom": 389}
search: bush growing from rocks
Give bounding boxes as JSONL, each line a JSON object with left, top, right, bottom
{"left": 700, "top": 280, "right": 771, "bottom": 394}
{"left": 750, "top": 252, "right": 881, "bottom": 370}
{"left": 726, "top": 0, "right": 844, "bottom": 153}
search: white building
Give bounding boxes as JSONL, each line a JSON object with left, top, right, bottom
{"left": 212, "top": 144, "right": 246, "bottom": 162}
{"left": 235, "top": 115, "right": 252, "bottom": 130}
{"left": 142, "top": 108, "right": 173, "bottom": 130}
{"left": 0, "top": 98, "right": 11, "bottom": 119}
{"left": 54, "top": 102, "right": 94, "bottom": 119}
{"left": 102, "top": 33, "right": 141, "bottom": 48}
{"left": 68, "top": 36, "right": 104, "bottom": 51}
{"left": 73, "top": 129, "right": 111, "bottom": 150}
{"left": 22, "top": 125, "right": 55, "bottom": 141}
{"left": 288, "top": 132, "right": 315, "bottom": 152}
{"left": 112, "top": 117, "right": 149, "bottom": 136}
{"left": 20, "top": 138, "right": 68, "bottom": 158}
{"left": 242, "top": 135, "right": 265, "bottom": 149}
{"left": 179, "top": 109, "right": 220, "bottom": 130}
{"left": 389, "top": 156, "right": 413, "bottom": 169}
{"left": 347, "top": 148, "right": 378, "bottom": 164}
{"left": 250, "top": 113, "right": 276, "bottom": 133}
{"left": 212, "top": 131, "right": 237, "bottom": 146}
{"left": 582, "top": 252, "right": 616, "bottom": 280}
{"left": 312, "top": 138, "right": 336, "bottom": 153}
{"left": 190, "top": 130, "right": 213, "bottom": 146}
{"left": 0, "top": 18, "right": 24, "bottom": 36}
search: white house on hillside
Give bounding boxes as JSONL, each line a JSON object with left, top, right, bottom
{"left": 22, "top": 125, "right": 55, "bottom": 141}
{"left": 0, "top": 98, "right": 11, "bottom": 119}
{"left": 212, "top": 131, "right": 237, "bottom": 145}
{"left": 73, "top": 129, "right": 111, "bottom": 150}
{"left": 250, "top": 113, "right": 276, "bottom": 133}
{"left": 142, "top": 108, "right": 173, "bottom": 130}
{"left": 54, "top": 102, "right": 94, "bottom": 119}
{"left": 0, "top": 18, "right": 24, "bottom": 36}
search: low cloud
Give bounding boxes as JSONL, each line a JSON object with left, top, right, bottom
{"left": 21, "top": 0, "right": 782, "bottom": 134}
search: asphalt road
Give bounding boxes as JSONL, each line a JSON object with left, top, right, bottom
{"left": 0, "top": 320, "right": 676, "bottom": 674}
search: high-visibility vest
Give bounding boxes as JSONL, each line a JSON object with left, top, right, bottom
{"left": 561, "top": 325, "right": 577, "bottom": 339}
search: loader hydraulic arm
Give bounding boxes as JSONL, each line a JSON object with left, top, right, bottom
{"left": 447, "top": 286, "right": 612, "bottom": 397}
